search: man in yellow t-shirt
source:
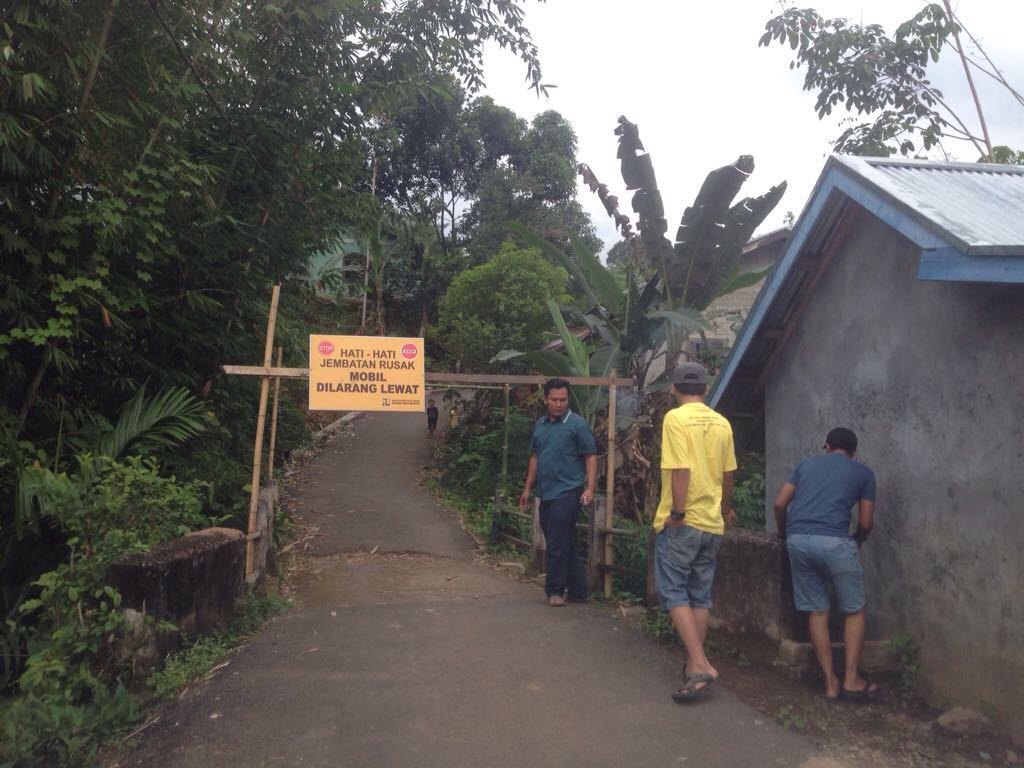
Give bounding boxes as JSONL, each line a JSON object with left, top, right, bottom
{"left": 654, "top": 362, "right": 737, "bottom": 702}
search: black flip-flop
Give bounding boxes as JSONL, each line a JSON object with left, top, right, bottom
{"left": 672, "top": 673, "right": 716, "bottom": 702}
{"left": 840, "top": 682, "right": 879, "bottom": 702}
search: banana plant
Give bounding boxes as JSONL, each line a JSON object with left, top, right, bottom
{"left": 586, "top": 118, "right": 787, "bottom": 365}
{"left": 493, "top": 225, "right": 706, "bottom": 419}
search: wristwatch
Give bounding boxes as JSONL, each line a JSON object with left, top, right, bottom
{"left": 670, "top": 509, "right": 685, "bottom": 521}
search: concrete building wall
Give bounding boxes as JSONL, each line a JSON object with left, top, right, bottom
{"left": 764, "top": 208, "right": 1024, "bottom": 742}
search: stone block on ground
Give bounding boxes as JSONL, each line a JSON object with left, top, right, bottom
{"left": 108, "top": 527, "right": 245, "bottom": 637}
{"left": 712, "top": 528, "right": 799, "bottom": 642}
{"left": 775, "top": 639, "right": 899, "bottom": 673}
{"left": 936, "top": 706, "right": 993, "bottom": 737}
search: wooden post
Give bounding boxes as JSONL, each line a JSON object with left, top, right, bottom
{"left": 603, "top": 370, "right": 617, "bottom": 597}
{"left": 266, "top": 346, "right": 283, "bottom": 488}
{"left": 500, "top": 383, "right": 510, "bottom": 496}
{"left": 245, "top": 285, "right": 280, "bottom": 578}
{"left": 586, "top": 497, "right": 603, "bottom": 593}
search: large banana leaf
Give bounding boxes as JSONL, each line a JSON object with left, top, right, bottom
{"left": 546, "top": 299, "right": 589, "bottom": 376}
{"left": 715, "top": 264, "right": 773, "bottom": 298}
{"left": 509, "top": 222, "right": 623, "bottom": 314}
{"left": 667, "top": 156, "right": 785, "bottom": 311}
{"left": 645, "top": 308, "right": 708, "bottom": 333}
{"left": 689, "top": 182, "right": 788, "bottom": 310}
{"left": 670, "top": 156, "right": 754, "bottom": 304}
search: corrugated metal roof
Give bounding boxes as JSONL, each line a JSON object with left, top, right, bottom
{"left": 835, "top": 157, "right": 1024, "bottom": 256}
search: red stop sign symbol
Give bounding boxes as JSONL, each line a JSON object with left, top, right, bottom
{"left": 318, "top": 340, "right": 334, "bottom": 355}
{"left": 401, "top": 343, "right": 418, "bottom": 359}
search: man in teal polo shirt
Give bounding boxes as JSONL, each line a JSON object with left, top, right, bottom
{"left": 520, "top": 378, "right": 597, "bottom": 606}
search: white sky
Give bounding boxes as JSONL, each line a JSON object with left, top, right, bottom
{"left": 481, "top": 0, "right": 1024, "bottom": 254}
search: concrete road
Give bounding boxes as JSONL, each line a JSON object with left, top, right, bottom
{"left": 120, "top": 409, "right": 832, "bottom": 768}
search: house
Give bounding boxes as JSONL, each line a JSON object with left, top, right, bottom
{"left": 708, "top": 156, "right": 1024, "bottom": 741}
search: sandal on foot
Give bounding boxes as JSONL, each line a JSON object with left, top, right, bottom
{"left": 671, "top": 673, "right": 716, "bottom": 702}
{"left": 840, "top": 682, "right": 879, "bottom": 702}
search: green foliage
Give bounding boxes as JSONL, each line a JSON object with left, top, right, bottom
{"left": 732, "top": 453, "right": 766, "bottom": 530}
{"left": 2, "top": 682, "right": 138, "bottom": 767}
{"left": 435, "top": 404, "right": 535, "bottom": 506}
{"left": 641, "top": 610, "right": 676, "bottom": 643}
{"left": 888, "top": 632, "right": 921, "bottom": 703}
{"left": 760, "top": 4, "right": 955, "bottom": 156}
{"left": 760, "top": 4, "right": 1022, "bottom": 161}
{"left": 3, "top": 459, "right": 208, "bottom": 766}
{"left": 148, "top": 591, "right": 289, "bottom": 698}
{"left": 435, "top": 242, "right": 568, "bottom": 371}
{"left": 774, "top": 704, "right": 807, "bottom": 731}
{"left": 989, "top": 145, "right": 1024, "bottom": 165}
{"left": 1, "top": 0, "right": 549, "bottom": 567}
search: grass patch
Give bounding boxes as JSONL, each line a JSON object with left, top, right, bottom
{"left": 148, "top": 591, "right": 290, "bottom": 698}
{"left": 641, "top": 609, "right": 677, "bottom": 643}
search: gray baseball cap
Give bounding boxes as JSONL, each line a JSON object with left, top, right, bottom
{"left": 672, "top": 362, "right": 708, "bottom": 386}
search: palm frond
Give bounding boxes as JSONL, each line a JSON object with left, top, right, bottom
{"left": 92, "top": 386, "right": 207, "bottom": 459}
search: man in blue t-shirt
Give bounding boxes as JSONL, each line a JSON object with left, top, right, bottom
{"left": 773, "top": 427, "right": 877, "bottom": 702}
{"left": 520, "top": 378, "right": 597, "bottom": 607}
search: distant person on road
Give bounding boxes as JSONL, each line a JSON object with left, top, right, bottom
{"left": 426, "top": 399, "right": 439, "bottom": 437}
{"left": 654, "top": 362, "right": 736, "bottom": 701}
{"left": 520, "top": 378, "right": 597, "bottom": 607}
{"left": 773, "top": 427, "right": 877, "bottom": 702}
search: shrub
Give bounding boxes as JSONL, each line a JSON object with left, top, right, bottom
{"left": 2, "top": 458, "right": 209, "bottom": 766}
{"left": 434, "top": 242, "right": 568, "bottom": 371}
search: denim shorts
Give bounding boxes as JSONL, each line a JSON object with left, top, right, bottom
{"left": 786, "top": 533, "right": 865, "bottom": 613}
{"left": 654, "top": 524, "right": 722, "bottom": 610}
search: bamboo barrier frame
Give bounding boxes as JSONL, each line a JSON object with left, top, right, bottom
{"left": 224, "top": 288, "right": 639, "bottom": 589}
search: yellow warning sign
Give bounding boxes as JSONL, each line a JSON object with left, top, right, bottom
{"left": 308, "top": 335, "right": 425, "bottom": 412}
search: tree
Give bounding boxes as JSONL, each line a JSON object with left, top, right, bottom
{"left": 434, "top": 243, "right": 568, "bottom": 372}
{"left": 1, "top": 0, "right": 548, "bottom": 447}
{"left": 759, "top": 3, "right": 1024, "bottom": 160}
{"left": 462, "top": 107, "right": 601, "bottom": 262}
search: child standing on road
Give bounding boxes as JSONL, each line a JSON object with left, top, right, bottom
{"left": 426, "top": 399, "right": 439, "bottom": 437}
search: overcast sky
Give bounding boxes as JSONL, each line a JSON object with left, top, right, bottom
{"left": 481, "top": 0, "right": 1024, "bottom": 254}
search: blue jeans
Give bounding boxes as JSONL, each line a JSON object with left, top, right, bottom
{"left": 786, "top": 533, "right": 865, "bottom": 613}
{"left": 654, "top": 524, "right": 722, "bottom": 610}
{"left": 539, "top": 490, "right": 587, "bottom": 600}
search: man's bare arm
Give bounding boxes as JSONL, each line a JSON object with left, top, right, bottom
{"left": 581, "top": 454, "right": 597, "bottom": 505}
{"left": 773, "top": 482, "right": 796, "bottom": 535}
{"left": 854, "top": 499, "right": 875, "bottom": 545}
{"left": 721, "top": 470, "right": 736, "bottom": 527}
{"left": 670, "top": 468, "right": 691, "bottom": 524}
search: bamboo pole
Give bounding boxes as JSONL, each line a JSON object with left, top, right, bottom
{"left": 266, "top": 346, "right": 283, "bottom": 487}
{"left": 603, "top": 370, "right": 617, "bottom": 598}
{"left": 245, "top": 285, "right": 280, "bottom": 577}
{"left": 943, "top": 0, "right": 993, "bottom": 159}
{"left": 500, "top": 384, "right": 510, "bottom": 496}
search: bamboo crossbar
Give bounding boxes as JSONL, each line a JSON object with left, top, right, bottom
{"left": 597, "top": 526, "right": 641, "bottom": 537}
{"left": 498, "top": 532, "right": 530, "bottom": 549}
{"left": 221, "top": 365, "right": 634, "bottom": 388}
{"left": 245, "top": 531, "right": 262, "bottom": 541}
{"left": 598, "top": 563, "right": 643, "bottom": 578}
{"left": 502, "top": 508, "right": 532, "bottom": 522}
